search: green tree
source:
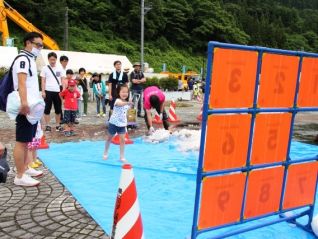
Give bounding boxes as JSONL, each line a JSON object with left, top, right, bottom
{"left": 190, "top": 0, "right": 249, "bottom": 51}
{"left": 162, "top": 0, "right": 192, "bottom": 46}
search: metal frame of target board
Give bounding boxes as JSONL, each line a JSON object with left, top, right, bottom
{"left": 191, "top": 42, "right": 318, "bottom": 239}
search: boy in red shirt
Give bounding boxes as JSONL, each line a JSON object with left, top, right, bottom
{"left": 60, "top": 80, "right": 80, "bottom": 136}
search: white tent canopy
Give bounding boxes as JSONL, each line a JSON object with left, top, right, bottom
{"left": 0, "top": 46, "right": 18, "bottom": 69}
{"left": 37, "top": 49, "right": 133, "bottom": 74}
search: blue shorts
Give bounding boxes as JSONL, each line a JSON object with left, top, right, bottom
{"left": 64, "top": 110, "right": 76, "bottom": 124}
{"left": 108, "top": 123, "right": 126, "bottom": 135}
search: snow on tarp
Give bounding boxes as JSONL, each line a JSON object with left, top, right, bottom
{"left": 0, "top": 46, "right": 18, "bottom": 69}
{"left": 37, "top": 49, "right": 133, "bottom": 74}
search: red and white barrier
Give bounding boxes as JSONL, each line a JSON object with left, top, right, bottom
{"left": 111, "top": 164, "right": 144, "bottom": 239}
{"left": 152, "top": 111, "right": 162, "bottom": 124}
{"left": 167, "top": 99, "right": 180, "bottom": 123}
{"left": 197, "top": 106, "right": 202, "bottom": 121}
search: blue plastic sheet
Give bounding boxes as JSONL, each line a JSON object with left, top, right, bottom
{"left": 38, "top": 139, "right": 318, "bottom": 239}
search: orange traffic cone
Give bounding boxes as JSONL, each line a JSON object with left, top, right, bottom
{"left": 167, "top": 99, "right": 180, "bottom": 123}
{"left": 152, "top": 111, "right": 162, "bottom": 124}
{"left": 197, "top": 106, "right": 202, "bottom": 121}
{"left": 111, "top": 164, "right": 144, "bottom": 239}
{"left": 111, "top": 133, "right": 134, "bottom": 145}
{"left": 38, "top": 135, "right": 49, "bottom": 149}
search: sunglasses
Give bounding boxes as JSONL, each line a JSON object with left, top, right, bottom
{"left": 31, "top": 41, "right": 44, "bottom": 48}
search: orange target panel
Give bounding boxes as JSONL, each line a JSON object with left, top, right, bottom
{"left": 244, "top": 167, "right": 284, "bottom": 219}
{"left": 250, "top": 113, "right": 292, "bottom": 165}
{"left": 203, "top": 114, "right": 251, "bottom": 171}
{"left": 283, "top": 162, "right": 318, "bottom": 210}
{"left": 198, "top": 173, "right": 246, "bottom": 229}
{"left": 298, "top": 57, "right": 318, "bottom": 107}
{"left": 258, "top": 54, "right": 299, "bottom": 107}
{"left": 209, "top": 48, "right": 258, "bottom": 108}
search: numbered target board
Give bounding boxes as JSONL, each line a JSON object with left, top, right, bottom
{"left": 192, "top": 42, "right": 318, "bottom": 239}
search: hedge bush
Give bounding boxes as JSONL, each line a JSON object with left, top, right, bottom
{"left": 144, "top": 77, "right": 160, "bottom": 88}
{"left": 144, "top": 76, "right": 178, "bottom": 91}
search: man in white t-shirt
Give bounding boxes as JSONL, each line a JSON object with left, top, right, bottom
{"left": 12, "top": 32, "right": 44, "bottom": 187}
{"left": 60, "top": 55, "right": 71, "bottom": 89}
{"left": 41, "top": 52, "right": 66, "bottom": 132}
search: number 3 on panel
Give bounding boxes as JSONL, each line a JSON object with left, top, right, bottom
{"left": 274, "top": 72, "right": 285, "bottom": 94}
{"left": 229, "top": 69, "right": 241, "bottom": 93}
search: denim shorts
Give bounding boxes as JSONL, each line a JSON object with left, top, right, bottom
{"left": 108, "top": 123, "right": 126, "bottom": 135}
{"left": 64, "top": 110, "right": 77, "bottom": 124}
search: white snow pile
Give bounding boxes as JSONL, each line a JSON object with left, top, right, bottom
{"left": 143, "top": 128, "right": 171, "bottom": 143}
{"left": 172, "top": 129, "right": 201, "bottom": 152}
{"left": 143, "top": 128, "right": 201, "bottom": 152}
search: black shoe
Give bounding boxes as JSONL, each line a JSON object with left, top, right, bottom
{"left": 45, "top": 126, "right": 51, "bottom": 132}
{"left": 137, "top": 114, "right": 143, "bottom": 118}
{"left": 56, "top": 126, "right": 64, "bottom": 132}
{"left": 74, "top": 119, "right": 79, "bottom": 124}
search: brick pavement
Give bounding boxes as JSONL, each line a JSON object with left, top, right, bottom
{"left": 0, "top": 165, "right": 108, "bottom": 239}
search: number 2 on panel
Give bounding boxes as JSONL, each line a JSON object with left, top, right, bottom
{"left": 274, "top": 72, "right": 285, "bottom": 94}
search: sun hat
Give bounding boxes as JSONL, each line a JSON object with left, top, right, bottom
{"left": 133, "top": 62, "right": 141, "bottom": 67}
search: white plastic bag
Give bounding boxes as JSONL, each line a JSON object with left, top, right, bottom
{"left": 6, "top": 91, "right": 45, "bottom": 125}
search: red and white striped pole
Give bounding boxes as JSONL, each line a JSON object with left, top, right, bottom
{"left": 167, "top": 99, "right": 180, "bottom": 123}
{"left": 197, "top": 106, "right": 202, "bottom": 121}
{"left": 111, "top": 164, "right": 144, "bottom": 239}
{"left": 152, "top": 111, "right": 162, "bottom": 124}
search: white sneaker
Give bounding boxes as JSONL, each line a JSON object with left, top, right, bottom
{"left": 102, "top": 114, "right": 106, "bottom": 117}
{"left": 97, "top": 114, "right": 100, "bottom": 117}
{"left": 83, "top": 114, "right": 87, "bottom": 117}
{"left": 14, "top": 174, "right": 40, "bottom": 187}
{"left": 25, "top": 167, "right": 43, "bottom": 177}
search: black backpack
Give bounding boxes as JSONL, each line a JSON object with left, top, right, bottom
{"left": 0, "top": 54, "right": 32, "bottom": 112}
{"left": 0, "top": 148, "right": 10, "bottom": 183}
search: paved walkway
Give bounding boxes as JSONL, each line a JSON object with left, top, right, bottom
{"left": 0, "top": 99, "right": 317, "bottom": 239}
{"left": 0, "top": 100, "right": 201, "bottom": 239}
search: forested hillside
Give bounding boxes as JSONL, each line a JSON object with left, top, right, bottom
{"left": 5, "top": 0, "right": 318, "bottom": 72}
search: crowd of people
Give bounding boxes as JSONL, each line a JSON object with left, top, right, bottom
{"left": 3, "top": 31, "right": 173, "bottom": 187}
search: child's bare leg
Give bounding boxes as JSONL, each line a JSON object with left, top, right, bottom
{"left": 26, "top": 149, "right": 33, "bottom": 169}
{"left": 32, "top": 150, "right": 36, "bottom": 160}
{"left": 103, "top": 134, "right": 113, "bottom": 160}
{"left": 119, "top": 134, "right": 126, "bottom": 162}
{"left": 64, "top": 124, "right": 70, "bottom": 132}
{"left": 70, "top": 123, "right": 74, "bottom": 135}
